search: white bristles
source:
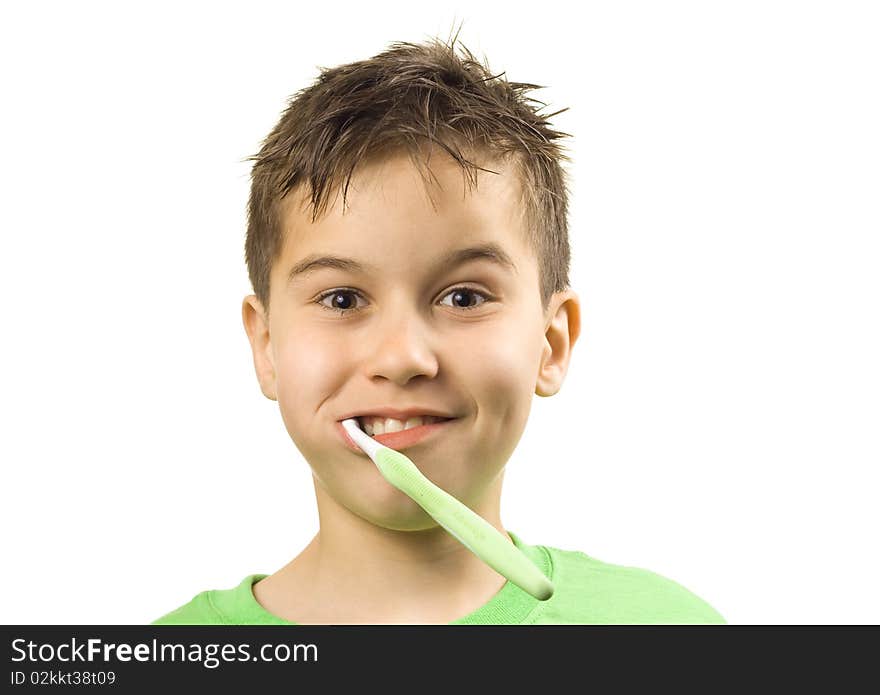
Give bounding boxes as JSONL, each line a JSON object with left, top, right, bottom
{"left": 341, "top": 418, "right": 385, "bottom": 460}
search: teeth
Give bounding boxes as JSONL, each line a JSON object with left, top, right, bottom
{"left": 359, "top": 415, "right": 443, "bottom": 436}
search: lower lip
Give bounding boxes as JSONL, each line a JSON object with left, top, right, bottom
{"left": 337, "top": 418, "right": 457, "bottom": 452}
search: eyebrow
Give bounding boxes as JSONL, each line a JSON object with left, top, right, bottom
{"left": 286, "top": 242, "right": 518, "bottom": 285}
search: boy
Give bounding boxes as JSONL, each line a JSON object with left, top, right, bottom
{"left": 153, "top": 35, "right": 725, "bottom": 625}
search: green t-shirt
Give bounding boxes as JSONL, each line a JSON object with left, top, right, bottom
{"left": 151, "top": 531, "right": 726, "bottom": 625}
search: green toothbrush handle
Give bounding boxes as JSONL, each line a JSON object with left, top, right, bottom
{"left": 374, "top": 447, "right": 554, "bottom": 601}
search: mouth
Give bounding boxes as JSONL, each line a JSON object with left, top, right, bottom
{"left": 337, "top": 416, "right": 458, "bottom": 452}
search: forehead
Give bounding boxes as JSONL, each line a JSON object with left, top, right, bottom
{"left": 276, "top": 147, "right": 530, "bottom": 276}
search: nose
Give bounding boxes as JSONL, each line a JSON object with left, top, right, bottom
{"left": 360, "top": 301, "right": 440, "bottom": 384}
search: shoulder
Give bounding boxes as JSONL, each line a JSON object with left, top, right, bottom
{"left": 151, "top": 590, "right": 226, "bottom": 625}
{"left": 150, "top": 575, "right": 266, "bottom": 625}
{"left": 538, "top": 544, "right": 727, "bottom": 624}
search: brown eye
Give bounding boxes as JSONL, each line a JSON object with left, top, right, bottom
{"left": 440, "top": 287, "right": 490, "bottom": 310}
{"left": 316, "top": 289, "right": 363, "bottom": 314}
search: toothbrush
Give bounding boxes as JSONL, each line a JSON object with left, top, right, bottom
{"left": 341, "top": 418, "right": 554, "bottom": 601}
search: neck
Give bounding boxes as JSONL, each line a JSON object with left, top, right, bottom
{"left": 254, "top": 473, "right": 510, "bottom": 624}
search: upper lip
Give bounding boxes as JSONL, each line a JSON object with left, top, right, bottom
{"left": 337, "top": 407, "right": 458, "bottom": 422}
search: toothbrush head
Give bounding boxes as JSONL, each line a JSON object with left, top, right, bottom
{"left": 341, "top": 417, "right": 384, "bottom": 459}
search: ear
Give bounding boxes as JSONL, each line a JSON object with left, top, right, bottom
{"left": 241, "top": 295, "right": 277, "bottom": 401}
{"left": 535, "top": 289, "right": 582, "bottom": 397}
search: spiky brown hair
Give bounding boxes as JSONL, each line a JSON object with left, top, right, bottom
{"left": 244, "top": 31, "right": 573, "bottom": 317}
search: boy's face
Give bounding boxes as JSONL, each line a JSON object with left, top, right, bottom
{"left": 243, "top": 147, "right": 579, "bottom": 531}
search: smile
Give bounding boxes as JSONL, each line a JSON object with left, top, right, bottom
{"left": 337, "top": 416, "right": 458, "bottom": 452}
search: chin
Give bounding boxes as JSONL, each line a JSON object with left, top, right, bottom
{"left": 349, "top": 487, "right": 437, "bottom": 531}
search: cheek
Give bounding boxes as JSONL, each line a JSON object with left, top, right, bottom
{"left": 273, "top": 326, "right": 341, "bottom": 433}
{"left": 466, "top": 321, "right": 543, "bottom": 441}
{"left": 473, "top": 319, "right": 541, "bottom": 388}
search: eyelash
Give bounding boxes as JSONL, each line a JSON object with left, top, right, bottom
{"left": 315, "top": 286, "right": 493, "bottom": 316}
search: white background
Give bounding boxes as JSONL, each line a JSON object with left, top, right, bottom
{"left": 1, "top": 1, "right": 877, "bottom": 624}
